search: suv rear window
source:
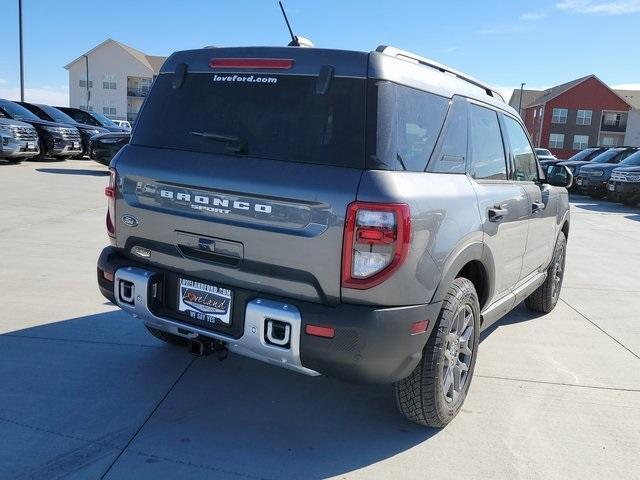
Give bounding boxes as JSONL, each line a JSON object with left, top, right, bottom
{"left": 133, "top": 72, "right": 366, "bottom": 168}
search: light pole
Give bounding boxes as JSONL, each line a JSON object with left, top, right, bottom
{"left": 18, "top": 0, "right": 24, "bottom": 101}
{"left": 518, "top": 82, "right": 526, "bottom": 117}
{"left": 83, "top": 54, "right": 90, "bottom": 109}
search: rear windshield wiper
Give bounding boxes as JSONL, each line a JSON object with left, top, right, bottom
{"left": 189, "top": 131, "right": 248, "bottom": 154}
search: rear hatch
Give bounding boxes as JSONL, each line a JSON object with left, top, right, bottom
{"left": 112, "top": 47, "right": 369, "bottom": 306}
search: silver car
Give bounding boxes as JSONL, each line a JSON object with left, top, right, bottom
{"left": 97, "top": 45, "right": 572, "bottom": 428}
{"left": 0, "top": 117, "right": 39, "bottom": 163}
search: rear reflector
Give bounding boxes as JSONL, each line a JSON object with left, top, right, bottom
{"left": 410, "top": 320, "right": 429, "bottom": 335}
{"left": 102, "top": 270, "right": 114, "bottom": 282}
{"left": 209, "top": 58, "right": 294, "bottom": 70}
{"left": 305, "top": 324, "right": 335, "bottom": 339}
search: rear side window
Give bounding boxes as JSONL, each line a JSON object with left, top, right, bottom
{"left": 428, "top": 98, "right": 468, "bottom": 174}
{"left": 369, "top": 82, "right": 449, "bottom": 171}
{"left": 468, "top": 104, "right": 507, "bottom": 180}
{"left": 502, "top": 115, "right": 538, "bottom": 182}
{"left": 133, "top": 72, "right": 366, "bottom": 168}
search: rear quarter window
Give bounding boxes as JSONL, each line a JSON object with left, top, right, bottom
{"left": 368, "top": 82, "right": 449, "bottom": 172}
{"left": 132, "top": 72, "right": 367, "bottom": 168}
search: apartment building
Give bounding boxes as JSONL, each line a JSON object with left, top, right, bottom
{"left": 64, "top": 39, "right": 166, "bottom": 123}
{"left": 509, "top": 76, "right": 639, "bottom": 159}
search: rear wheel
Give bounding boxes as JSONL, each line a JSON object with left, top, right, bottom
{"left": 525, "top": 232, "right": 566, "bottom": 313}
{"left": 145, "top": 325, "right": 188, "bottom": 346}
{"left": 394, "top": 277, "right": 480, "bottom": 428}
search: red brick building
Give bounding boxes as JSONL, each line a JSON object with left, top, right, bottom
{"left": 510, "top": 76, "right": 634, "bottom": 159}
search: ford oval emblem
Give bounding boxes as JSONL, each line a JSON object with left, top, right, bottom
{"left": 121, "top": 214, "right": 139, "bottom": 227}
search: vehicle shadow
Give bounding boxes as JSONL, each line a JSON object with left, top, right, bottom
{"left": 479, "top": 302, "right": 539, "bottom": 342}
{"left": 0, "top": 311, "right": 439, "bottom": 479}
{"left": 569, "top": 194, "right": 639, "bottom": 214}
{"left": 36, "top": 168, "right": 109, "bottom": 177}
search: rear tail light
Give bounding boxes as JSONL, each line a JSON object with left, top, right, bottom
{"left": 342, "top": 202, "right": 410, "bottom": 289}
{"left": 105, "top": 168, "right": 116, "bottom": 240}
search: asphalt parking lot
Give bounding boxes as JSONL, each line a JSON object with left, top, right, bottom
{"left": 1, "top": 159, "right": 639, "bottom": 480}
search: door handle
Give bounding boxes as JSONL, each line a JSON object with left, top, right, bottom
{"left": 488, "top": 206, "right": 508, "bottom": 222}
{"left": 532, "top": 201, "right": 545, "bottom": 214}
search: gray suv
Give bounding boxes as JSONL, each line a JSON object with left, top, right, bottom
{"left": 97, "top": 45, "right": 571, "bottom": 428}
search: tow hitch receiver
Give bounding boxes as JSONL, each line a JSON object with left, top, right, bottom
{"left": 189, "top": 338, "right": 228, "bottom": 360}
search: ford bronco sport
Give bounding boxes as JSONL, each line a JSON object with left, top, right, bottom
{"left": 97, "top": 45, "right": 572, "bottom": 428}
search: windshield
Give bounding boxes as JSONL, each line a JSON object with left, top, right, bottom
{"left": 591, "top": 150, "right": 622, "bottom": 163}
{"left": 38, "top": 105, "right": 77, "bottom": 124}
{"left": 0, "top": 100, "right": 40, "bottom": 121}
{"left": 565, "top": 148, "right": 598, "bottom": 162}
{"left": 133, "top": 72, "right": 366, "bottom": 168}
{"left": 619, "top": 151, "right": 640, "bottom": 165}
{"left": 91, "top": 112, "right": 118, "bottom": 127}
{"left": 536, "top": 149, "right": 552, "bottom": 156}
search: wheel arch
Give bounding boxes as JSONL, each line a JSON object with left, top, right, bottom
{"left": 431, "top": 242, "right": 491, "bottom": 311}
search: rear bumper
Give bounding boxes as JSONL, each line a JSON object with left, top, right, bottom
{"left": 97, "top": 246, "right": 440, "bottom": 384}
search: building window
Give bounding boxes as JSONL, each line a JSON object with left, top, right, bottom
{"left": 549, "top": 133, "right": 565, "bottom": 149}
{"left": 576, "top": 110, "right": 592, "bottom": 125}
{"left": 552, "top": 108, "right": 568, "bottom": 124}
{"left": 79, "top": 80, "right": 93, "bottom": 88}
{"left": 573, "top": 135, "right": 589, "bottom": 150}
{"left": 603, "top": 112, "right": 625, "bottom": 127}
{"left": 103, "top": 106, "right": 116, "bottom": 115}
{"left": 102, "top": 81, "right": 117, "bottom": 90}
{"left": 601, "top": 136, "right": 619, "bottom": 147}
{"left": 533, "top": 109, "right": 537, "bottom": 118}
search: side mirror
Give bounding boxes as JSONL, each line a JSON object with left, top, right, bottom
{"left": 546, "top": 164, "right": 573, "bottom": 188}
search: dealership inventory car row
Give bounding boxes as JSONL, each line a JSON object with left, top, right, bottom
{"left": 0, "top": 98, "right": 130, "bottom": 166}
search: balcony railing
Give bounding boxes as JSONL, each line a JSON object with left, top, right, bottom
{"left": 127, "top": 87, "right": 150, "bottom": 97}
{"left": 600, "top": 120, "right": 627, "bottom": 132}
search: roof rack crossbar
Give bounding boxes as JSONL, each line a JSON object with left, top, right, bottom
{"left": 375, "top": 45, "right": 505, "bottom": 102}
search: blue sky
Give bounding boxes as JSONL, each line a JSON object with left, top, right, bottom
{"left": 2, "top": 0, "right": 640, "bottom": 105}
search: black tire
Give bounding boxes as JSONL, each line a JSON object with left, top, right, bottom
{"left": 144, "top": 325, "right": 188, "bottom": 346}
{"left": 622, "top": 198, "right": 638, "bottom": 206}
{"left": 6, "top": 158, "right": 24, "bottom": 164}
{"left": 590, "top": 192, "right": 605, "bottom": 199}
{"left": 394, "top": 277, "right": 480, "bottom": 428}
{"left": 33, "top": 139, "right": 47, "bottom": 161}
{"left": 525, "top": 232, "right": 567, "bottom": 313}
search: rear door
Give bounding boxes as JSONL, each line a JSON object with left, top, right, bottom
{"left": 112, "top": 48, "right": 369, "bottom": 306}
{"left": 467, "top": 103, "right": 529, "bottom": 302}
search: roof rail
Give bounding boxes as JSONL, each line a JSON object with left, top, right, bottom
{"left": 375, "top": 45, "right": 505, "bottom": 102}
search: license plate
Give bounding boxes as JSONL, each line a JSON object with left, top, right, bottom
{"left": 577, "top": 178, "right": 583, "bottom": 185}
{"left": 609, "top": 183, "right": 616, "bottom": 191}
{"left": 73, "top": 142, "right": 80, "bottom": 149}
{"left": 178, "top": 278, "right": 232, "bottom": 325}
{"left": 26, "top": 142, "right": 34, "bottom": 150}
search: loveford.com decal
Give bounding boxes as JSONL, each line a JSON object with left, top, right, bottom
{"left": 212, "top": 74, "right": 278, "bottom": 84}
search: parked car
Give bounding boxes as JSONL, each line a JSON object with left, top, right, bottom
{"left": 535, "top": 148, "right": 558, "bottom": 166}
{"left": 17, "top": 102, "right": 108, "bottom": 158}
{"left": 0, "top": 117, "right": 40, "bottom": 163}
{"left": 112, "top": 120, "right": 132, "bottom": 131}
{"left": 89, "top": 131, "right": 130, "bottom": 166}
{"left": 608, "top": 159, "right": 640, "bottom": 206}
{"left": 96, "top": 45, "right": 572, "bottom": 428}
{"left": 0, "top": 99, "right": 82, "bottom": 160}
{"left": 558, "top": 147, "right": 611, "bottom": 186}
{"left": 575, "top": 147, "right": 639, "bottom": 196}
{"left": 54, "top": 107, "right": 127, "bottom": 133}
